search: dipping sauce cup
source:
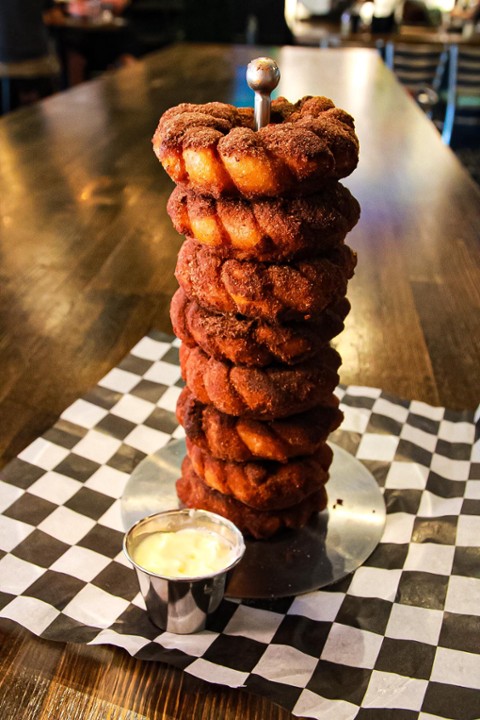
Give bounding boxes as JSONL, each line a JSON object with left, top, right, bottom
{"left": 123, "top": 509, "right": 245, "bottom": 634}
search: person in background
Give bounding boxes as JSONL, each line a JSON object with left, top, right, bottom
{"left": 0, "top": 0, "right": 62, "bottom": 110}
{"left": 68, "top": 0, "right": 130, "bottom": 19}
{"left": 340, "top": 0, "right": 402, "bottom": 34}
{"left": 61, "top": 0, "right": 136, "bottom": 85}
{"left": 450, "top": 0, "right": 480, "bottom": 22}
{"left": 370, "top": 0, "right": 402, "bottom": 32}
{"left": 401, "top": 0, "right": 434, "bottom": 25}
{"left": 0, "top": 0, "right": 62, "bottom": 64}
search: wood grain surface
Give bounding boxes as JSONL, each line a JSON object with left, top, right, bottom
{"left": 0, "top": 43, "right": 479, "bottom": 720}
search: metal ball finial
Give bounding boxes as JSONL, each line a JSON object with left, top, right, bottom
{"left": 246, "top": 57, "right": 280, "bottom": 130}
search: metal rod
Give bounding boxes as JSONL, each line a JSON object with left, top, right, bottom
{"left": 246, "top": 57, "right": 280, "bottom": 130}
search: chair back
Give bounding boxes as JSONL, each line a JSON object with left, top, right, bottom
{"left": 384, "top": 41, "right": 448, "bottom": 94}
{"left": 442, "top": 45, "right": 480, "bottom": 145}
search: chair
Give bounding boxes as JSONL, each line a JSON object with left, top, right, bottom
{"left": 384, "top": 41, "right": 448, "bottom": 117}
{"left": 0, "top": 53, "right": 60, "bottom": 114}
{"left": 442, "top": 44, "right": 480, "bottom": 146}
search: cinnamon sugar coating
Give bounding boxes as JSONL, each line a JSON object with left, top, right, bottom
{"left": 177, "top": 456, "right": 328, "bottom": 539}
{"left": 177, "top": 387, "right": 342, "bottom": 462}
{"left": 186, "top": 438, "right": 330, "bottom": 511}
{"left": 155, "top": 93, "right": 361, "bottom": 538}
{"left": 170, "top": 288, "right": 349, "bottom": 368}
{"left": 167, "top": 184, "right": 360, "bottom": 261}
{"left": 180, "top": 343, "right": 341, "bottom": 419}
{"left": 153, "top": 96, "right": 359, "bottom": 198}
{"left": 175, "top": 239, "right": 356, "bottom": 322}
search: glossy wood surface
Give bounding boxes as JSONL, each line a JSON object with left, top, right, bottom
{"left": 0, "top": 43, "right": 479, "bottom": 720}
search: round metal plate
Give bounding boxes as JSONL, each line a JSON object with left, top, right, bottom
{"left": 121, "top": 440, "right": 386, "bottom": 599}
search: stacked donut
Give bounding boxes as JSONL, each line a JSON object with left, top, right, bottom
{"left": 152, "top": 95, "right": 360, "bottom": 539}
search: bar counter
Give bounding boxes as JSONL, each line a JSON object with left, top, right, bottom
{"left": 289, "top": 16, "right": 480, "bottom": 46}
{"left": 0, "top": 43, "right": 479, "bottom": 720}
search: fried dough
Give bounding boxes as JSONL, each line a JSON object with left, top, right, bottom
{"left": 171, "top": 288, "right": 350, "bottom": 367}
{"left": 153, "top": 96, "right": 359, "bottom": 198}
{"left": 177, "top": 386, "right": 342, "bottom": 462}
{"left": 175, "top": 239, "right": 356, "bottom": 322}
{"left": 167, "top": 184, "right": 360, "bottom": 261}
{"left": 177, "top": 456, "right": 328, "bottom": 539}
{"left": 180, "top": 343, "right": 341, "bottom": 419}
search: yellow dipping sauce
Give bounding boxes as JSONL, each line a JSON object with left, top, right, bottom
{"left": 133, "top": 527, "right": 236, "bottom": 578}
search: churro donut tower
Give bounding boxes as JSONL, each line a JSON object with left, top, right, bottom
{"left": 152, "top": 58, "right": 360, "bottom": 539}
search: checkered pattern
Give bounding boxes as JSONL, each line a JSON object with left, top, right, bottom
{"left": 1, "top": 331, "right": 479, "bottom": 720}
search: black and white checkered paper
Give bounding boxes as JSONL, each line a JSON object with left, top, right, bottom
{"left": 1, "top": 331, "right": 479, "bottom": 720}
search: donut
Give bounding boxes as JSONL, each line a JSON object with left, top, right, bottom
{"left": 171, "top": 288, "right": 350, "bottom": 368}
{"left": 153, "top": 96, "right": 359, "bottom": 198}
{"left": 177, "top": 456, "right": 328, "bottom": 539}
{"left": 167, "top": 184, "right": 360, "bottom": 261}
{"left": 177, "top": 386, "right": 342, "bottom": 462}
{"left": 180, "top": 343, "right": 341, "bottom": 419}
{"left": 175, "top": 239, "right": 357, "bottom": 322}
{"left": 186, "top": 438, "right": 330, "bottom": 511}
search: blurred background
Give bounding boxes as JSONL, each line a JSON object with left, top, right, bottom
{"left": 1, "top": 0, "right": 479, "bottom": 181}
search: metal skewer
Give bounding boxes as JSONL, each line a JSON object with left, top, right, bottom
{"left": 246, "top": 57, "right": 281, "bottom": 130}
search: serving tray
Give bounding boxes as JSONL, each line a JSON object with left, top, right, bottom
{"left": 121, "top": 440, "right": 386, "bottom": 599}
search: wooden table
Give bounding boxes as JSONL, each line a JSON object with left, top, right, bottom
{"left": 0, "top": 43, "right": 479, "bottom": 719}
